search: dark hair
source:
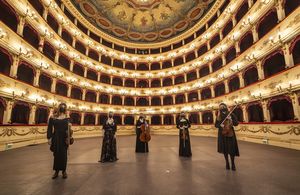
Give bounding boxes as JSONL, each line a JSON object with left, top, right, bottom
{"left": 58, "top": 103, "right": 67, "bottom": 114}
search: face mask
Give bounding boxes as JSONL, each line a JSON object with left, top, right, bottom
{"left": 109, "top": 115, "right": 113, "bottom": 118}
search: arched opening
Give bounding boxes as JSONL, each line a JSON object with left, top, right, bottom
{"left": 0, "top": 1, "right": 18, "bottom": 32}
{"left": 247, "top": 103, "right": 264, "bottom": 122}
{"left": 88, "top": 49, "right": 99, "bottom": 61}
{"left": 257, "top": 10, "right": 278, "bottom": 39}
{"left": 113, "top": 59, "right": 123, "bottom": 68}
{"left": 210, "top": 34, "right": 220, "bottom": 48}
{"left": 189, "top": 113, "right": 200, "bottom": 124}
{"left": 199, "top": 65, "right": 209, "bottom": 77}
{"left": 124, "top": 115, "right": 134, "bottom": 125}
{"left": 39, "top": 73, "right": 52, "bottom": 92}
{"left": 75, "top": 41, "right": 86, "bottom": 55}
{"left": 35, "top": 107, "right": 49, "bottom": 124}
{"left": 100, "top": 74, "right": 110, "bottom": 84}
{"left": 84, "top": 113, "right": 95, "bottom": 125}
{"left": 201, "top": 88, "right": 212, "bottom": 100}
{"left": 71, "top": 87, "right": 83, "bottom": 100}
{"left": 151, "top": 97, "right": 161, "bottom": 106}
{"left": 73, "top": 63, "right": 84, "bottom": 77}
{"left": 58, "top": 54, "right": 70, "bottom": 70}
{"left": 112, "top": 77, "right": 123, "bottom": 86}
{"left": 163, "top": 78, "right": 172, "bottom": 86}
{"left": 175, "top": 75, "right": 185, "bottom": 85}
{"left": 163, "top": 96, "right": 173, "bottom": 105}
{"left": 186, "top": 52, "right": 196, "bottom": 62}
{"left": 198, "top": 44, "right": 208, "bottom": 56}
{"left": 162, "top": 61, "right": 172, "bottom": 69}
{"left": 214, "top": 83, "right": 225, "bottom": 97}
{"left": 174, "top": 57, "right": 184, "bottom": 66}
{"left": 124, "top": 97, "right": 134, "bottom": 106}
{"left": 0, "top": 47, "right": 12, "bottom": 76}
{"left": 291, "top": 36, "right": 300, "bottom": 66}
{"left": 239, "top": 32, "right": 254, "bottom": 53}
{"left": 0, "top": 98, "right": 6, "bottom": 124}
{"left": 284, "top": 0, "right": 300, "bottom": 16}
{"left": 85, "top": 91, "right": 96, "bottom": 102}
{"left": 188, "top": 91, "right": 199, "bottom": 102}
{"left": 164, "top": 115, "right": 174, "bottom": 125}
{"left": 222, "top": 20, "right": 233, "bottom": 38}
{"left": 70, "top": 112, "right": 81, "bottom": 125}
{"left": 28, "top": 0, "right": 44, "bottom": 16}
{"left": 175, "top": 94, "right": 186, "bottom": 104}
{"left": 151, "top": 79, "right": 161, "bottom": 88}
{"left": 269, "top": 97, "right": 294, "bottom": 121}
{"left": 151, "top": 62, "right": 160, "bottom": 70}
{"left": 125, "top": 79, "right": 135, "bottom": 87}
{"left": 99, "top": 94, "right": 109, "bottom": 104}
{"left": 235, "top": 1, "right": 249, "bottom": 22}
{"left": 187, "top": 71, "right": 197, "bottom": 82}
{"left": 17, "top": 63, "right": 35, "bottom": 85}
{"left": 263, "top": 51, "right": 285, "bottom": 78}
{"left": 137, "top": 80, "right": 149, "bottom": 88}
{"left": 43, "top": 42, "right": 55, "bottom": 61}
{"left": 87, "top": 69, "right": 97, "bottom": 81}
{"left": 62, "top": 30, "right": 73, "bottom": 45}
{"left": 243, "top": 66, "right": 258, "bottom": 86}
{"left": 112, "top": 96, "right": 122, "bottom": 105}
{"left": 151, "top": 115, "right": 161, "bottom": 125}
{"left": 212, "top": 58, "right": 223, "bottom": 72}
{"left": 113, "top": 115, "right": 122, "bottom": 125}
{"left": 229, "top": 76, "right": 240, "bottom": 92}
{"left": 23, "top": 25, "right": 39, "bottom": 49}
{"left": 47, "top": 14, "right": 59, "bottom": 32}
{"left": 202, "top": 112, "right": 213, "bottom": 124}
{"left": 56, "top": 81, "right": 68, "bottom": 96}
{"left": 136, "top": 97, "right": 149, "bottom": 106}
{"left": 232, "top": 106, "right": 243, "bottom": 122}
{"left": 125, "top": 62, "right": 135, "bottom": 70}
{"left": 101, "top": 55, "right": 111, "bottom": 66}
{"left": 99, "top": 114, "right": 108, "bottom": 125}
{"left": 137, "top": 63, "right": 149, "bottom": 71}
{"left": 225, "top": 47, "right": 236, "bottom": 64}
{"left": 11, "top": 102, "right": 30, "bottom": 124}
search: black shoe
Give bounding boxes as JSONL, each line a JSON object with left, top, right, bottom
{"left": 62, "top": 172, "right": 68, "bottom": 179}
{"left": 52, "top": 171, "right": 58, "bottom": 179}
{"left": 231, "top": 164, "right": 236, "bottom": 171}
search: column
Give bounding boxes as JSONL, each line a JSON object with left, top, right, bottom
{"left": 51, "top": 78, "right": 57, "bottom": 93}
{"left": 82, "top": 89, "right": 86, "bottom": 101}
{"left": 95, "top": 113, "right": 99, "bottom": 125}
{"left": 84, "top": 67, "right": 88, "bottom": 78}
{"left": 29, "top": 105, "right": 37, "bottom": 124}
{"left": 198, "top": 90, "right": 202, "bottom": 101}
{"left": 276, "top": 1, "right": 285, "bottom": 21}
{"left": 97, "top": 72, "right": 101, "bottom": 82}
{"left": 199, "top": 112, "right": 203, "bottom": 124}
{"left": 262, "top": 100, "right": 270, "bottom": 122}
{"left": 161, "top": 115, "right": 164, "bottom": 125}
{"left": 70, "top": 60, "right": 74, "bottom": 72}
{"left": 17, "top": 17, "right": 25, "bottom": 36}
{"left": 256, "top": 61, "right": 265, "bottom": 80}
{"left": 173, "top": 114, "right": 177, "bottom": 124}
{"left": 289, "top": 93, "right": 300, "bottom": 120}
{"left": 10, "top": 55, "right": 19, "bottom": 78}
{"left": 224, "top": 80, "right": 229, "bottom": 94}
{"left": 238, "top": 72, "right": 245, "bottom": 88}
{"left": 283, "top": 43, "right": 294, "bottom": 68}
{"left": 210, "top": 85, "right": 215, "bottom": 98}
{"left": 38, "top": 37, "right": 45, "bottom": 52}
{"left": 81, "top": 113, "right": 85, "bottom": 125}
{"left": 252, "top": 26, "right": 259, "bottom": 43}
{"left": 184, "top": 93, "right": 188, "bottom": 103}
{"left": 3, "top": 100, "right": 14, "bottom": 124}
{"left": 33, "top": 70, "right": 41, "bottom": 87}
{"left": 54, "top": 50, "right": 59, "bottom": 63}
{"left": 121, "top": 115, "right": 124, "bottom": 125}
{"left": 241, "top": 104, "right": 249, "bottom": 122}
{"left": 96, "top": 92, "right": 100, "bottom": 103}
{"left": 67, "top": 84, "right": 72, "bottom": 97}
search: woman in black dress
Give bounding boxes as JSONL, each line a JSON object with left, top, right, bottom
{"left": 47, "top": 103, "right": 71, "bottom": 179}
{"left": 176, "top": 112, "right": 192, "bottom": 157}
{"left": 135, "top": 114, "right": 149, "bottom": 153}
{"left": 215, "top": 103, "right": 239, "bottom": 171}
{"left": 99, "top": 112, "right": 118, "bottom": 163}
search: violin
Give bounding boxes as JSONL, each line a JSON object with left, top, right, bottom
{"left": 219, "top": 105, "right": 238, "bottom": 137}
{"left": 139, "top": 121, "right": 151, "bottom": 143}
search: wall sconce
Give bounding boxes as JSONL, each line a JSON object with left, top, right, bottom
{"left": 260, "top": 0, "right": 271, "bottom": 5}
{"left": 131, "top": 56, "right": 139, "bottom": 61}
{"left": 18, "top": 46, "right": 32, "bottom": 58}
{"left": 146, "top": 56, "right": 154, "bottom": 62}
{"left": 157, "top": 55, "right": 165, "bottom": 61}
{"left": 46, "top": 0, "right": 58, "bottom": 9}
{"left": 245, "top": 53, "right": 256, "bottom": 62}
{"left": 0, "top": 28, "right": 7, "bottom": 39}
{"left": 73, "top": 30, "right": 81, "bottom": 37}
{"left": 37, "top": 61, "right": 49, "bottom": 70}
{"left": 54, "top": 71, "right": 64, "bottom": 78}
{"left": 23, "top": 7, "right": 37, "bottom": 20}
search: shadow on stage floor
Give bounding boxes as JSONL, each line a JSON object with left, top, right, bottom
{"left": 0, "top": 135, "right": 300, "bottom": 195}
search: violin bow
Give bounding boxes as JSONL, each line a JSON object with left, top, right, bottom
{"left": 219, "top": 104, "right": 239, "bottom": 126}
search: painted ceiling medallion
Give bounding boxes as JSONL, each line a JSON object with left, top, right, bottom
{"left": 73, "top": 0, "right": 216, "bottom": 42}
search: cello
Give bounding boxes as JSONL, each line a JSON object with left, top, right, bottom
{"left": 140, "top": 120, "right": 151, "bottom": 143}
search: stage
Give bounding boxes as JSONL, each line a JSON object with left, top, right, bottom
{"left": 0, "top": 135, "right": 300, "bottom": 195}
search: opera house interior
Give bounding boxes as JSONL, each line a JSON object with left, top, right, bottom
{"left": 0, "top": 0, "right": 300, "bottom": 194}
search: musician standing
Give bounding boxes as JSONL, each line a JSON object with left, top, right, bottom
{"left": 176, "top": 112, "right": 192, "bottom": 157}
{"left": 135, "top": 114, "right": 149, "bottom": 153}
{"left": 215, "top": 103, "right": 239, "bottom": 171}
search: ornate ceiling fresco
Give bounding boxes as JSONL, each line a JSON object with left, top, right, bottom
{"left": 72, "top": 0, "right": 216, "bottom": 42}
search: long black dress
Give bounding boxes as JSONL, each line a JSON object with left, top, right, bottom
{"left": 47, "top": 117, "right": 69, "bottom": 171}
{"left": 215, "top": 113, "right": 240, "bottom": 156}
{"left": 100, "top": 119, "right": 118, "bottom": 162}
{"left": 176, "top": 117, "right": 192, "bottom": 157}
{"left": 135, "top": 119, "right": 149, "bottom": 153}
